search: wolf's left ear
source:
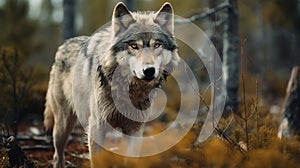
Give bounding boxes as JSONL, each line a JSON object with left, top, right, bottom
{"left": 155, "top": 2, "right": 174, "bottom": 35}
{"left": 112, "top": 2, "right": 135, "bottom": 36}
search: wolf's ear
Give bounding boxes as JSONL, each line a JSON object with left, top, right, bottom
{"left": 155, "top": 2, "right": 174, "bottom": 35}
{"left": 112, "top": 2, "right": 135, "bottom": 36}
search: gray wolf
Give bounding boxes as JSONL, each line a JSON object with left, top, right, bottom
{"left": 43, "top": 2, "right": 179, "bottom": 167}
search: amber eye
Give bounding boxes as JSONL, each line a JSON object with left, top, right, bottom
{"left": 154, "top": 42, "right": 162, "bottom": 49}
{"left": 130, "top": 43, "right": 138, "bottom": 50}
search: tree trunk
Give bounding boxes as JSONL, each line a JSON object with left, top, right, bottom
{"left": 208, "top": 0, "right": 224, "bottom": 60}
{"left": 278, "top": 66, "right": 300, "bottom": 138}
{"left": 222, "top": 0, "right": 240, "bottom": 116}
{"left": 62, "top": 0, "right": 76, "bottom": 40}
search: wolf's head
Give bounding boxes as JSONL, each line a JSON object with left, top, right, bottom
{"left": 111, "top": 2, "right": 179, "bottom": 82}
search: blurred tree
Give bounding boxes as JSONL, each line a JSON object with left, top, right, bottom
{"left": 278, "top": 67, "right": 300, "bottom": 138}
{"left": 32, "top": 0, "right": 60, "bottom": 66}
{"left": 267, "top": 0, "right": 300, "bottom": 73}
{"left": 174, "top": 0, "right": 240, "bottom": 116}
{"left": 222, "top": 0, "right": 240, "bottom": 115}
{"left": 0, "top": 47, "right": 33, "bottom": 136}
{"left": 39, "top": 0, "right": 54, "bottom": 24}
{"left": 207, "top": 0, "right": 224, "bottom": 59}
{"left": 78, "top": 0, "right": 110, "bottom": 35}
{"left": 0, "top": 0, "right": 39, "bottom": 135}
{"left": 239, "top": 0, "right": 300, "bottom": 80}
{"left": 123, "top": 0, "right": 136, "bottom": 11}
{"left": 263, "top": 0, "right": 300, "bottom": 31}
{"left": 0, "top": 0, "right": 39, "bottom": 56}
{"left": 62, "top": 0, "right": 76, "bottom": 40}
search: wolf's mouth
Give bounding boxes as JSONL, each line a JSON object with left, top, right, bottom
{"left": 141, "top": 76, "right": 155, "bottom": 82}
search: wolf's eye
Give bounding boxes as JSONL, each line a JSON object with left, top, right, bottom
{"left": 130, "top": 43, "right": 139, "bottom": 50}
{"left": 154, "top": 42, "right": 162, "bottom": 49}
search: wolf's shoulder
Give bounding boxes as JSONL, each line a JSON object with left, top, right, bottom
{"left": 59, "top": 36, "right": 89, "bottom": 53}
{"left": 54, "top": 36, "right": 89, "bottom": 72}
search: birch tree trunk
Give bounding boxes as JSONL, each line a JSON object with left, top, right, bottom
{"left": 222, "top": 0, "right": 240, "bottom": 115}
{"left": 62, "top": 0, "right": 75, "bottom": 40}
{"left": 278, "top": 67, "right": 300, "bottom": 138}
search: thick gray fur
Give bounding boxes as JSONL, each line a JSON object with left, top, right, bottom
{"left": 43, "top": 2, "right": 179, "bottom": 167}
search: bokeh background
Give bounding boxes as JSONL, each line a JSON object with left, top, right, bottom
{"left": 1, "top": 0, "right": 300, "bottom": 167}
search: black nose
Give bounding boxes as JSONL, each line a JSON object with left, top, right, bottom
{"left": 143, "top": 67, "right": 155, "bottom": 79}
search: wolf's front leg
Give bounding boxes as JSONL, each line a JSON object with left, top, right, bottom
{"left": 88, "top": 123, "right": 107, "bottom": 168}
{"left": 89, "top": 139, "right": 102, "bottom": 168}
{"left": 123, "top": 127, "right": 144, "bottom": 166}
{"left": 126, "top": 126, "right": 144, "bottom": 157}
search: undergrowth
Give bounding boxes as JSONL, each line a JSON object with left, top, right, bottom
{"left": 91, "top": 103, "right": 300, "bottom": 168}
{"left": 91, "top": 70, "right": 300, "bottom": 168}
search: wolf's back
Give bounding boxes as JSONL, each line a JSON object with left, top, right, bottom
{"left": 43, "top": 36, "right": 89, "bottom": 132}
{"left": 53, "top": 37, "right": 89, "bottom": 72}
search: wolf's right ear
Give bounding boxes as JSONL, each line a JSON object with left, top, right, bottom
{"left": 112, "top": 2, "right": 135, "bottom": 36}
{"left": 155, "top": 2, "right": 174, "bottom": 35}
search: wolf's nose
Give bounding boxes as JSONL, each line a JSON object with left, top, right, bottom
{"left": 143, "top": 67, "right": 155, "bottom": 78}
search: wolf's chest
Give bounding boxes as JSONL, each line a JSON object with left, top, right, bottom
{"left": 101, "top": 83, "right": 154, "bottom": 135}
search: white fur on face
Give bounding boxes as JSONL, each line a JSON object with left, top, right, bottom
{"left": 114, "top": 37, "right": 176, "bottom": 81}
{"left": 128, "top": 54, "right": 161, "bottom": 80}
{"left": 126, "top": 39, "right": 171, "bottom": 80}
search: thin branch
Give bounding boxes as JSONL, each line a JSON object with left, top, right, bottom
{"left": 255, "top": 80, "right": 260, "bottom": 133}
{"left": 184, "top": 64, "right": 210, "bottom": 110}
{"left": 223, "top": 111, "right": 235, "bottom": 133}
{"left": 235, "top": 117, "right": 245, "bottom": 131}
{"left": 175, "top": 2, "right": 231, "bottom": 24}
{"left": 246, "top": 97, "right": 260, "bottom": 120}
{"left": 18, "top": 68, "right": 33, "bottom": 102}
{"left": 215, "top": 18, "right": 226, "bottom": 27}
{"left": 214, "top": 126, "right": 246, "bottom": 153}
{"left": 240, "top": 37, "right": 249, "bottom": 150}
{"left": 2, "top": 52, "right": 15, "bottom": 84}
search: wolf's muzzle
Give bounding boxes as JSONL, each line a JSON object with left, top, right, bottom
{"left": 142, "top": 67, "right": 156, "bottom": 81}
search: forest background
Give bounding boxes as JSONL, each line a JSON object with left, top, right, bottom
{"left": 0, "top": 0, "right": 300, "bottom": 167}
